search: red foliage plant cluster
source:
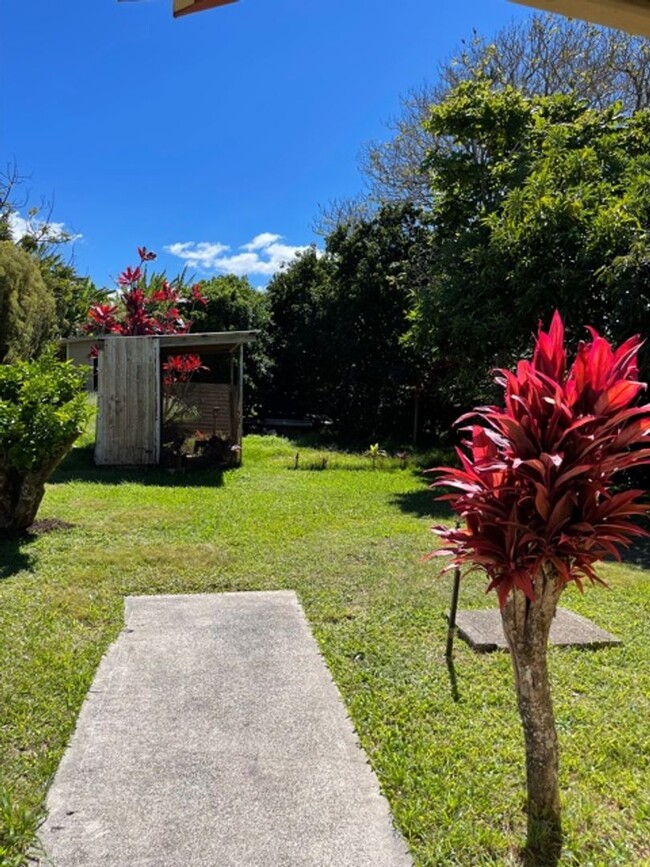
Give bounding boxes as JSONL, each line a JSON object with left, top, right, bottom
{"left": 430, "top": 312, "right": 650, "bottom": 608}
{"left": 85, "top": 247, "right": 207, "bottom": 338}
{"left": 162, "top": 354, "right": 207, "bottom": 387}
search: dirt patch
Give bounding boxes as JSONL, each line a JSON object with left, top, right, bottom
{"left": 26, "top": 518, "right": 75, "bottom": 536}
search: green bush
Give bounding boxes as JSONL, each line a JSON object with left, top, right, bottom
{"left": 0, "top": 356, "right": 89, "bottom": 531}
{"left": 0, "top": 241, "right": 57, "bottom": 362}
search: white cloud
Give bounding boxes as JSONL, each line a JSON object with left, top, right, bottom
{"left": 8, "top": 211, "right": 82, "bottom": 244}
{"left": 242, "top": 232, "right": 281, "bottom": 252}
{"left": 164, "top": 232, "right": 318, "bottom": 278}
{"left": 164, "top": 241, "right": 229, "bottom": 269}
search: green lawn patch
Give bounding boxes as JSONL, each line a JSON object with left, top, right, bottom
{"left": 0, "top": 435, "right": 648, "bottom": 866}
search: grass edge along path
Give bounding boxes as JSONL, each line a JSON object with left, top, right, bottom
{"left": 1, "top": 435, "right": 649, "bottom": 867}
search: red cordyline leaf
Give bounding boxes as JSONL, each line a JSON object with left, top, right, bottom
{"left": 191, "top": 284, "right": 208, "bottom": 306}
{"left": 162, "top": 353, "right": 208, "bottom": 384}
{"left": 137, "top": 246, "right": 157, "bottom": 262}
{"left": 429, "top": 311, "right": 650, "bottom": 608}
{"left": 117, "top": 266, "right": 142, "bottom": 287}
{"left": 85, "top": 250, "right": 202, "bottom": 338}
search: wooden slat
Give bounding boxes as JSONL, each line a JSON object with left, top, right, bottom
{"left": 169, "top": 383, "right": 235, "bottom": 439}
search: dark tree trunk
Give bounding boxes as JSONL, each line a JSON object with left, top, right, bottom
{"left": 501, "top": 568, "right": 563, "bottom": 865}
{"left": 0, "top": 438, "right": 77, "bottom": 533}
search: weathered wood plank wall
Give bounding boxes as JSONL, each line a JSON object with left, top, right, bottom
{"left": 171, "top": 383, "right": 235, "bottom": 438}
{"left": 95, "top": 338, "right": 160, "bottom": 466}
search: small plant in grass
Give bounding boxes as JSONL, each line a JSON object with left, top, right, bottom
{"left": 429, "top": 312, "right": 650, "bottom": 862}
{"left": 396, "top": 450, "right": 409, "bottom": 470}
{"left": 367, "top": 442, "right": 387, "bottom": 470}
{"left": 0, "top": 355, "right": 89, "bottom": 533}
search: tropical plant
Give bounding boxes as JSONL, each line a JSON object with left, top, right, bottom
{"left": 430, "top": 312, "right": 650, "bottom": 860}
{"left": 84, "top": 247, "right": 207, "bottom": 338}
{"left": 161, "top": 353, "right": 207, "bottom": 426}
{"left": 0, "top": 356, "right": 89, "bottom": 532}
{"left": 367, "top": 443, "right": 387, "bottom": 470}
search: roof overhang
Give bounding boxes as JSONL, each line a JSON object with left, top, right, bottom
{"left": 509, "top": 0, "right": 650, "bottom": 37}
{"left": 173, "top": 0, "right": 238, "bottom": 17}
{"left": 63, "top": 331, "right": 257, "bottom": 356}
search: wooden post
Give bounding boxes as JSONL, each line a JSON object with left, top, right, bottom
{"left": 412, "top": 387, "right": 419, "bottom": 446}
{"left": 238, "top": 343, "right": 244, "bottom": 457}
{"left": 445, "top": 565, "right": 462, "bottom": 658}
{"left": 445, "top": 520, "right": 462, "bottom": 658}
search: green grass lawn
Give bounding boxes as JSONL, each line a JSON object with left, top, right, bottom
{"left": 1, "top": 434, "right": 649, "bottom": 866}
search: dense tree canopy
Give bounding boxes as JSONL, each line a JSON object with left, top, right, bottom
{"left": 360, "top": 15, "right": 650, "bottom": 210}
{"left": 0, "top": 241, "right": 57, "bottom": 362}
{"left": 264, "top": 207, "right": 435, "bottom": 442}
{"left": 408, "top": 81, "right": 650, "bottom": 408}
{"left": 263, "top": 247, "right": 334, "bottom": 421}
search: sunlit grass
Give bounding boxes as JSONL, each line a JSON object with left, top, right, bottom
{"left": 0, "top": 434, "right": 648, "bottom": 866}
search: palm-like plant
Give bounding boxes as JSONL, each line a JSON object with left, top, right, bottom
{"left": 430, "top": 312, "right": 650, "bottom": 859}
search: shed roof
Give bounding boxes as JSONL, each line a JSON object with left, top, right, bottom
{"left": 509, "top": 0, "right": 650, "bottom": 37}
{"left": 63, "top": 331, "right": 257, "bottom": 355}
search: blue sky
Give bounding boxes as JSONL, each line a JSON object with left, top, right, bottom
{"left": 2, "top": 0, "right": 533, "bottom": 288}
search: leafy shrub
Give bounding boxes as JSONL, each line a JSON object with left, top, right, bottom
{"left": 0, "top": 356, "right": 89, "bottom": 531}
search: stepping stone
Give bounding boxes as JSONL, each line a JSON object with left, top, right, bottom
{"left": 452, "top": 607, "right": 622, "bottom": 653}
{"left": 39, "top": 591, "right": 412, "bottom": 867}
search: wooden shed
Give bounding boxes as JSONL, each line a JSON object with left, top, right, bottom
{"left": 63, "top": 332, "right": 256, "bottom": 467}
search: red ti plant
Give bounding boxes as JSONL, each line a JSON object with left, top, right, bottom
{"left": 161, "top": 353, "right": 208, "bottom": 426}
{"left": 85, "top": 247, "right": 207, "bottom": 338}
{"left": 430, "top": 312, "right": 650, "bottom": 859}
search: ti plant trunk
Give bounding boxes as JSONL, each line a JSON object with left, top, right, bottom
{"left": 0, "top": 438, "right": 77, "bottom": 533}
{"left": 501, "top": 568, "right": 563, "bottom": 864}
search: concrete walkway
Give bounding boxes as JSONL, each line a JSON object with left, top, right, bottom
{"left": 39, "top": 591, "right": 412, "bottom": 867}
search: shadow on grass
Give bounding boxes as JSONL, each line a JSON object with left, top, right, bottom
{"left": 445, "top": 656, "right": 461, "bottom": 703}
{"left": 618, "top": 535, "right": 650, "bottom": 569}
{"left": 390, "top": 481, "right": 453, "bottom": 520}
{"left": 0, "top": 534, "right": 36, "bottom": 580}
{"left": 521, "top": 832, "right": 563, "bottom": 867}
{"left": 51, "top": 446, "right": 226, "bottom": 488}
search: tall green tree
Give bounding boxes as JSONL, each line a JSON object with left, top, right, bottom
{"left": 18, "top": 235, "right": 104, "bottom": 339}
{"left": 264, "top": 247, "right": 333, "bottom": 420}
{"left": 265, "top": 209, "right": 435, "bottom": 442}
{"left": 360, "top": 15, "right": 650, "bottom": 209}
{"left": 324, "top": 203, "right": 432, "bottom": 440}
{"left": 410, "top": 80, "right": 650, "bottom": 409}
{"left": 0, "top": 242, "right": 57, "bottom": 362}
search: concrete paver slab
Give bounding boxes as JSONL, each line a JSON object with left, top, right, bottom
{"left": 39, "top": 591, "right": 412, "bottom": 867}
{"left": 452, "top": 606, "right": 621, "bottom": 652}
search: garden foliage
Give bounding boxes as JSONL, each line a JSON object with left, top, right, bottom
{"left": 85, "top": 247, "right": 206, "bottom": 337}
{"left": 0, "top": 241, "right": 57, "bottom": 362}
{"left": 431, "top": 311, "right": 650, "bottom": 606}
{"left": 431, "top": 312, "right": 650, "bottom": 854}
{"left": 0, "top": 356, "right": 89, "bottom": 531}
